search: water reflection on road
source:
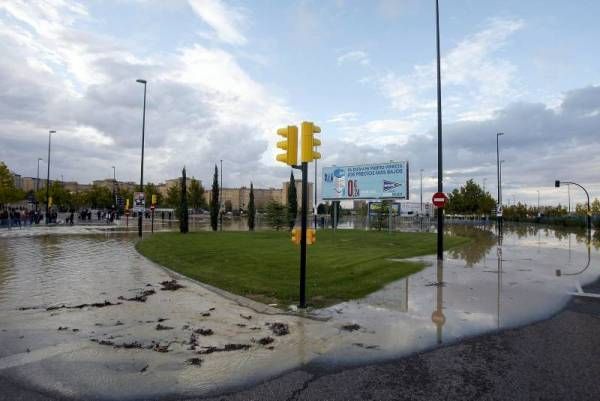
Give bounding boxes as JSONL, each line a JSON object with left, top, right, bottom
{"left": 0, "top": 223, "right": 598, "bottom": 399}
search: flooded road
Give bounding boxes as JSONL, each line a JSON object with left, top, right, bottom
{"left": 0, "top": 224, "right": 598, "bottom": 400}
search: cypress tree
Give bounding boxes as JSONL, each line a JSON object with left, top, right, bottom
{"left": 180, "top": 167, "right": 189, "bottom": 233}
{"left": 287, "top": 171, "right": 297, "bottom": 230}
{"left": 210, "top": 165, "right": 219, "bottom": 231}
{"left": 248, "top": 182, "right": 255, "bottom": 231}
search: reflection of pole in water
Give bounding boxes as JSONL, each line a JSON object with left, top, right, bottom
{"left": 431, "top": 259, "right": 445, "bottom": 345}
{"left": 297, "top": 319, "right": 306, "bottom": 365}
{"left": 497, "top": 235, "right": 503, "bottom": 329}
{"left": 400, "top": 277, "right": 409, "bottom": 313}
{"left": 556, "top": 236, "right": 591, "bottom": 277}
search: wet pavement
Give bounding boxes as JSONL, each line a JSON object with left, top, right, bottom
{"left": 0, "top": 224, "right": 598, "bottom": 400}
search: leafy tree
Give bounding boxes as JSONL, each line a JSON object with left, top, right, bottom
{"left": 0, "top": 161, "right": 24, "bottom": 206}
{"left": 188, "top": 178, "right": 206, "bottom": 210}
{"left": 210, "top": 165, "right": 219, "bottom": 231}
{"left": 287, "top": 171, "right": 297, "bottom": 230}
{"left": 247, "top": 182, "right": 255, "bottom": 231}
{"left": 265, "top": 200, "right": 286, "bottom": 230}
{"left": 166, "top": 182, "right": 180, "bottom": 210}
{"left": 180, "top": 167, "right": 189, "bottom": 233}
{"left": 82, "top": 185, "right": 112, "bottom": 209}
{"left": 142, "top": 182, "right": 162, "bottom": 208}
{"left": 446, "top": 179, "right": 496, "bottom": 215}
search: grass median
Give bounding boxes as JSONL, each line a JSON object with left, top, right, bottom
{"left": 136, "top": 230, "right": 469, "bottom": 308}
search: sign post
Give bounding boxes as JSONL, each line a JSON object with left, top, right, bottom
{"left": 151, "top": 194, "right": 156, "bottom": 233}
{"left": 134, "top": 192, "right": 145, "bottom": 234}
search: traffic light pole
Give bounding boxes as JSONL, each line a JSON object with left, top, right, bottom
{"left": 293, "top": 162, "right": 308, "bottom": 309}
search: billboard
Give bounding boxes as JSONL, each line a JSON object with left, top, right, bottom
{"left": 322, "top": 161, "right": 409, "bottom": 200}
{"left": 133, "top": 192, "right": 146, "bottom": 212}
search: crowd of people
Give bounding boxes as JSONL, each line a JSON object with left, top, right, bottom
{"left": 0, "top": 208, "right": 50, "bottom": 227}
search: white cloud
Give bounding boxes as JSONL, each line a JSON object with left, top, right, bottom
{"left": 327, "top": 112, "right": 358, "bottom": 124}
{"left": 377, "top": 18, "right": 525, "bottom": 122}
{"left": 188, "top": 0, "right": 247, "bottom": 45}
{"left": 337, "top": 50, "right": 370, "bottom": 66}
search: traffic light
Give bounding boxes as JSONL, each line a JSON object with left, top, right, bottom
{"left": 276, "top": 125, "right": 298, "bottom": 166}
{"left": 301, "top": 121, "right": 321, "bottom": 162}
{"left": 306, "top": 228, "right": 316, "bottom": 245}
{"left": 555, "top": 180, "right": 560, "bottom": 188}
{"left": 291, "top": 227, "right": 301, "bottom": 245}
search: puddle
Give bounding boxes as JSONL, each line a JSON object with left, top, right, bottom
{"left": 0, "top": 224, "right": 598, "bottom": 399}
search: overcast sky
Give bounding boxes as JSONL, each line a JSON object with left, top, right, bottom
{"left": 1, "top": 0, "right": 599, "bottom": 206}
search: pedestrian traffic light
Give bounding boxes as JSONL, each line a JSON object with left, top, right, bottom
{"left": 291, "top": 227, "right": 301, "bottom": 245}
{"left": 306, "top": 228, "right": 316, "bottom": 245}
{"left": 301, "top": 121, "right": 321, "bottom": 162}
{"left": 276, "top": 126, "right": 298, "bottom": 166}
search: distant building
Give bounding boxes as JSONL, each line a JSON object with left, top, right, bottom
{"left": 204, "top": 186, "right": 282, "bottom": 211}
{"left": 282, "top": 180, "right": 313, "bottom": 211}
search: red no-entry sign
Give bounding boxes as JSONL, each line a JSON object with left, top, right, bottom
{"left": 432, "top": 192, "right": 448, "bottom": 208}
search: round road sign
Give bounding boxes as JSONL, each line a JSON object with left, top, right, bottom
{"left": 432, "top": 192, "right": 448, "bottom": 208}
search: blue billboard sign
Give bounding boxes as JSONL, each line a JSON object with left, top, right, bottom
{"left": 322, "top": 161, "right": 409, "bottom": 200}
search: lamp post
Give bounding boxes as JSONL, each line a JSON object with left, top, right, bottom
{"left": 46, "top": 130, "right": 56, "bottom": 224}
{"left": 112, "top": 166, "right": 116, "bottom": 207}
{"left": 136, "top": 79, "right": 147, "bottom": 238}
{"left": 555, "top": 180, "right": 591, "bottom": 231}
{"left": 420, "top": 169, "right": 424, "bottom": 214}
{"left": 496, "top": 132, "right": 504, "bottom": 226}
{"left": 36, "top": 157, "right": 42, "bottom": 211}
{"left": 435, "top": 0, "right": 444, "bottom": 260}
{"left": 220, "top": 159, "right": 223, "bottom": 231}
{"left": 537, "top": 190, "right": 540, "bottom": 212}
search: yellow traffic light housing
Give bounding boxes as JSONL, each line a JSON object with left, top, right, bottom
{"left": 291, "top": 227, "right": 301, "bottom": 245}
{"left": 301, "top": 121, "right": 321, "bottom": 163}
{"left": 306, "top": 228, "right": 316, "bottom": 245}
{"left": 276, "top": 125, "right": 298, "bottom": 166}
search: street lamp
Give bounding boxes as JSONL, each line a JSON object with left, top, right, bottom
{"left": 555, "top": 180, "right": 591, "bottom": 231}
{"left": 46, "top": 130, "right": 56, "bottom": 224}
{"left": 112, "top": 166, "right": 116, "bottom": 207}
{"left": 420, "top": 169, "right": 424, "bottom": 214}
{"left": 220, "top": 159, "right": 223, "bottom": 231}
{"left": 36, "top": 157, "right": 42, "bottom": 210}
{"left": 435, "top": 0, "right": 444, "bottom": 260}
{"left": 496, "top": 132, "right": 504, "bottom": 225}
{"left": 136, "top": 79, "right": 147, "bottom": 237}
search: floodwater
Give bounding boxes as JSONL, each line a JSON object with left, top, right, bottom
{"left": 0, "top": 223, "right": 598, "bottom": 400}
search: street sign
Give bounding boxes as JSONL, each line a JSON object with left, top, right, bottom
{"left": 496, "top": 204, "right": 503, "bottom": 217}
{"left": 432, "top": 192, "right": 448, "bottom": 208}
{"left": 133, "top": 192, "right": 145, "bottom": 212}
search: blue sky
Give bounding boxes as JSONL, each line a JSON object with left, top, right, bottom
{"left": 1, "top": 0, "right": 599, "bottom": 205}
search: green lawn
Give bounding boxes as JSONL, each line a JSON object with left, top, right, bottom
{"left": 136, "top": 230, "right": 469, "bottom": 308}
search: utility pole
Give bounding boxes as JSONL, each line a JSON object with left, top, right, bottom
{"left": 220, "top": 159, "right": 223, "bottom": 231}
{"left": 136, "top": 79, "right": 147, "bottom": 238}
{"left": 420, "top": 169, "right": 424, "bottom": 214}
{"left": 46, "top": 130, "right": 55, "bottom": 224}
{"left": 496, "top": 132, "right": 504, "bottom": 228}
{"left": 435, "top": 0, "right": 444, "bottom": 260}
{"left": 36, "top": 157, "right": 42, "bottom": 211}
